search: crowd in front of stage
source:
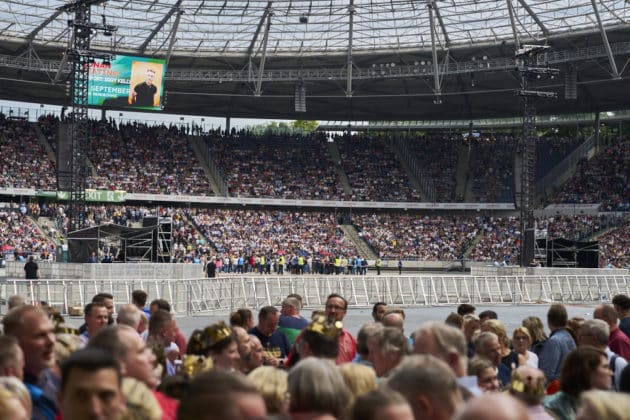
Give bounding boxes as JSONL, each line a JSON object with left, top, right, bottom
{"left": 2, "top": 287, "right": 630, "bottom": 419}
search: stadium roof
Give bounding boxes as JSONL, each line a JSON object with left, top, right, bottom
{"left": 0, "top": 1, "right": 629, "bottom": 121}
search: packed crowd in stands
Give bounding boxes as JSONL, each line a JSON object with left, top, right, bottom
{"left": 354, "top": 213, "right": 479, "bottom": 261}
{"left": 536, "top": 135, "right": 585, "bottom": 178}
{"left": 0, "top": 114, "right": 56, "bottom": 190}
{"left": 335, "top": 134, "right": 423, "bottom": 202}
{"left": 191, "top": 208, "right": 358, "bottom": 262}
{"left": 37, "top": 114, "right": 59, "bottom": 152}
{"left": 468, "top": 216, "right": 522, "bottom": 264}
{"left": 551, "top": 136, "right": 630, "bottom": 211}
{"left": 467, "top": 136, "right": 514, "bottom": 202}
{"left": 0, "top": 203, "right": 54, "bottom": 259}
{"left": 207, "top": 132, "right": 344, "bottom": 200}
{"left": 2, "top": 289, "right": 630, "bottom": 420}
{"left": 598, "top": 225, "right": 630, "bottom": 269}
{"left": 85, "top": 121, "right": 212, "bottom": 195}
{"left": 406, "top": 135, "right": 459, "bottom": 202}
{"left": 3, "top": 200, "right": 627, "bottom": 266}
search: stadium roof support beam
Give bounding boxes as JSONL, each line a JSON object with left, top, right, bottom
{"left": 164, "top": 7, "right": 183, "bottom": 66}
{"left": 427, "top": 0, "right": 442, "bottom": 103}
{"left": 254, "top": 10, "right": 273, "bottom": 96}
{"left": 506, "top": 0, "right": 520, "bottom": 48}
{"left": 138, "top": 0, "right": 182, "bottom": 55}
{"left": 431, "top": 1, "right": 451, "bottom": 48}
{"left": 246, "top": 1, "right": 273, "bottom": 58}
{"left": 20, "top": 8, "right": 64, "bottom": 50}
{"left": 345, "top": 1, "right": 355, "bottom": 97}
{"left": 590, "top": 0, "right": 620, "bottom": 79}
{"left": 516, "top": 0, "right": 550, "bottom": 38}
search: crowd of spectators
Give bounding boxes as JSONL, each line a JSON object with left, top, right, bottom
{"left": 0, "top": 114, "right": 56, "bottom": 190}
{"left": 468, "top": 216, "right": 522, "bottom": 264}
{"left": 536, "top": 135, "right": 585, "bottom": 178}
{"left": 84, "top": 121, "right": 212, "bottom": 195}
{"left": 598, "top": 225, "right": 630, "bottom": 268}
{"left": 207, "top": 132, "right": 344, "bottom": 200}
{"left": 467, "top": 136, "right": 514, "bottom": 202}
{"left": 37, "top": 114, "right": 59, "bottom": 152}
{"left": 335, "top": 134, "right": 423, "bottom": 202}
{"left": 406, "top": 135, "right": 459, "bottom": 202}
{"left": 191, "top": 208, "right": 358, "bottom": 261}
{"left": 0, "top": 202, "right": 54, "bottom": 259}
{"left": 551, "top": 136, "right": 629, "bottom": 211}
{"left": 354, "top": 213, "right": 479, "bottom": 260}
{"left": 3, "top": 290, "right": 630, "bottom": 420}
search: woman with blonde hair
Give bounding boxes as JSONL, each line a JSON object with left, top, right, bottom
{"left": 512, "top": 327, "right": 538, "bottom": 368}
{"left": 248, "top": 366, "right": 289, "bottom": 415}
{"left": 0, "top": 377, "right": 31, "bottom": 420}
{"left": 522, "top": 316, "right": 547, "bottom": 356}
{"left": 576, "top": 390, "right": 630, "bottom": 420}
{"left": 481, "top": 319, "right": 523, "bottom": 372}
{"left": 338, "top": 363, "right": 377, "bottom": 400}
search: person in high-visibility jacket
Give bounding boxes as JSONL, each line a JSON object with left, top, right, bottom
{"left": 376, "top": 258, "right": 382, "bottom": 275}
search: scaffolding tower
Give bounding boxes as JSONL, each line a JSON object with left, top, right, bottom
{"left": 515, "top": 45, "right": 559, "bottom": 266}
{"left": 60, "top": 0, "right": 116, "bottom": 232}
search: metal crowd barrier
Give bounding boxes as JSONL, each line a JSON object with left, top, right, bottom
{"left": 2, "top": 274, "right": 630, "bottom": 316}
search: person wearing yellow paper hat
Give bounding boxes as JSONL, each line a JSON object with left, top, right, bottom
{"left": 289, "top": 315, "right": 343, "bottom": 367}
{"left": 189, "top": 321, "right": 241, "bottom": 372}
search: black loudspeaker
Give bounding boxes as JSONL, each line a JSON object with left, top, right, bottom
{"left": 57, "top": 123, "right": 73, "bottom": 191}
{"left": 522, "top": 228, "right": 535, "bottom": 267}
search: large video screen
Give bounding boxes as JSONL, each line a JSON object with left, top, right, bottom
{"left": 88, "top": 55, "right": 166, "bottom": 111}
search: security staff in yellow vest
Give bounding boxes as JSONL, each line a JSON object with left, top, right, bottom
{"left": 278, "top": 255, "right": 285, "bottom": 275}
{"left": 259, "top": 255, "right": 266, "bottom": 274}
{"left": 334, "top": 256, "right": 342, "bottom": 275}
{"left": 297, "top": 255, "right": 304, "bottom": 274}
{"left": 376, "top": 258, "right": 382, "bottom": 275}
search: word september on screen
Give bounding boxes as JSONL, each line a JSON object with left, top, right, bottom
{"left": 88, "top": 55, "right": 166, "bottom": 111}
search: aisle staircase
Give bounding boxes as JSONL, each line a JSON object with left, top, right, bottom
{"left": 188, "top": 135, "right": 227, "bottom": 196}
{"left": 31, "top": 123, "right": 56, "bottom": 161}
{"left": 326, "top": 141, "right": 353, "bottom": 196}
{"left": 454, "top": 144, "right": 470, "bottom": 201}
{"left": 339, "top": 224, "right": 378, "bottom": 259}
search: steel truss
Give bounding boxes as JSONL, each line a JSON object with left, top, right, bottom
{"left": 60, "top": 0, "right": 116, "bottom": 232}
{"left": 0, "top": 40, "right": 628, "bottom": 84}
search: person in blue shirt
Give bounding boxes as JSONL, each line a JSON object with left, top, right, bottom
{"left": 249, "top": 306, "right": 290, "bottom": 367}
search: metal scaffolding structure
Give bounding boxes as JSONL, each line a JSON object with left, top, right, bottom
{"left": 60, "top": 0, "right": 116, "bottom": 232}
{"left": 515, "top": 45, "right": 559, "bottom": 266}
{"left": 0, "top": 40, "right": 627, "bottom": 85}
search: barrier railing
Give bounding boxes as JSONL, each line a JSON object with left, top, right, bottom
{"left": 3, "top": 274, "right": 629, "bottom": 316}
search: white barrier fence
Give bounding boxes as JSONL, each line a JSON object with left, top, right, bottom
{"left": 2, "top": 275, "right": 630, "bottom": 316}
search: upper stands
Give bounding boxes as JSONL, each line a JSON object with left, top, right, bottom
{"left": 550, "top": 136, "right": 629, "bottom": 211}
{"left": 0, "top": 115, "right": 56, "bottom": 190}
{"left": 405, "top": 135, "right": 459, "bottom": 202}
{"left": 335, "top": 134, "right": 422, "bottom": 202}
{"left": 206, "top": 132, "right": 343, "bottom": 200}
{"left": 86, "top": 121, "right": 212, "bottom": 195}
{"left": 467, "top": 136, "right": 514, "bottom": 202}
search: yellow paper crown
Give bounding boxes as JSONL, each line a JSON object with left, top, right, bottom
{"left": 181, "top": 355, "right": 214, "bottom": 377}
{"left": 51, "top": 311, "right": 79, "bottom": 335}
{"left": 306, "top": 315, "right": 343, "bottom": 338}
{"left": 509, "top": 370, "right": 546, "bottom": 397}
{"left": 204, "top": 321, "right": 233, "bottom": 348}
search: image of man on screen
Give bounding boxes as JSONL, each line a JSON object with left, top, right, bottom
{"left": 132, "top": 68, "right": 157, "bottom": 107}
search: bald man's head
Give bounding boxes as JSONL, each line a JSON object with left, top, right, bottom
{"left": 454, "top": 393, "right": 529, "bottom": 420}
